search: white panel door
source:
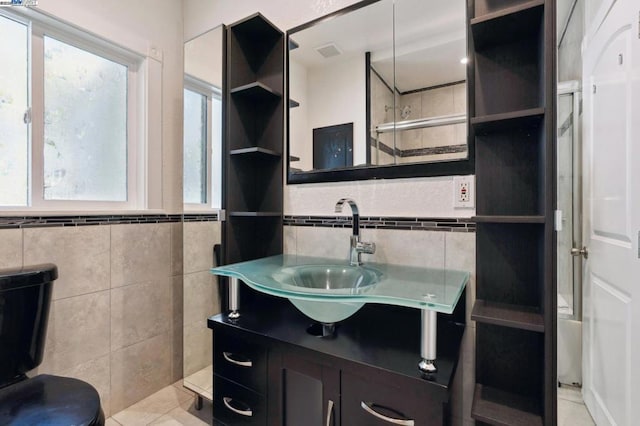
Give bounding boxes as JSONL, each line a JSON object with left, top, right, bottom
{"left": 582, "top": 0, "right": 640, "bottom": 425}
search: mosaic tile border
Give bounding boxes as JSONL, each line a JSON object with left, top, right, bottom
{"left": 370, "top": 139, "right": 467, "bottom": 158}
{"left": 283, "top": 215, "right": 475, "bottom": 233}
{"left": 0, "top": 213, "right": 218, "bottom": 229}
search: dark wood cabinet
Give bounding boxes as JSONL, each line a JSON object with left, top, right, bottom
{"left": 468, "top": 0, "right": 556, "bottom": 425}
{"left": 209, "top": 302, "right": 464, "bottom": 426}
{"left": 279, "top": 351, "right": 340, "bottom": 426}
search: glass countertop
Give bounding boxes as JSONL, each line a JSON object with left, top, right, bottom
{"left": 210, "top": 255, "right": 469, "bottom": 314}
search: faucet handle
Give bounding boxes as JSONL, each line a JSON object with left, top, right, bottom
{"left": 356, "top": 241, "right": 376, "bottom": 254}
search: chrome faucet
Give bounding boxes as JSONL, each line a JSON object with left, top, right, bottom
{"left": 334, "top": 198, "right": 376, "bottom": 266}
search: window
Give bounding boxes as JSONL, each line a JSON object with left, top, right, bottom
{"left": 0, "top": 15, "right": 29, "bottom": 206}
{"left": 183, "top": 76, "right": 222, "bottom": 210}
{"left": 0, "top": 10, "right": 144, "bottom": 210}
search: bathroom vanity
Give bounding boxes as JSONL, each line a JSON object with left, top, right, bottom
{"left": 207, "top": 255, "right": 468, "bottom": 425}
{"left": 208, "top": 298, "right": 465, "bottom": 425}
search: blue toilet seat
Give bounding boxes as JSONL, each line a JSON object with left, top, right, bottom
{"left": 0, "top": 374, "right": 104, "bottom": 426}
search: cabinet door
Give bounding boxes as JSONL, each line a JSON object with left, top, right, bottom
{"left": 281, "top": 351, "right": 340, "bottom": 426}
{"left": 342, "top": 371, "right": 443, "bottom": 426}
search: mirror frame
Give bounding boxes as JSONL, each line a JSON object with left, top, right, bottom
{"left": 286, "top": 0, "right": 474, "bottom": 184}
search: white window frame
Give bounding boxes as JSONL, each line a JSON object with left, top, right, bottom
{"left": 0, "top": 9, "right": 148, "bottom": 212}
{"left": 183, "top": 74, "right": 222, "bottom": 211}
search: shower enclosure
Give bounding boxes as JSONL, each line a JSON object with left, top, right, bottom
{"left": 557, "top": 80, "right": 583, "bottom": 386}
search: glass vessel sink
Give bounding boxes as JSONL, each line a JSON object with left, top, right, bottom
{"left": 274, "top": 264, "right": 381, "bottom": 292}
{"left": 272, "top": 265, "right": 381, "bottom": 322}
{"left": 210, "top": 255, "right": 468, "bottom": 324}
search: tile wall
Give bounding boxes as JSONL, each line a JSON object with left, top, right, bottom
{"left": 0, "top": 217, "right": 221, "bottom": 417}
{"left": 182, "top": 221, "right": 222, "bottom": 380}
{"left": 397, "top": 82, "right": 467, "bottom": 164}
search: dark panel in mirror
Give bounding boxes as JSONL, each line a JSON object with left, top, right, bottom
{"left": 287, "top": 0, "right": 473, "bottom": 184}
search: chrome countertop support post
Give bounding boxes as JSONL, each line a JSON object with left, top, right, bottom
{"left": 228, "top": 277, "right": 240, "bottom": 320}
{"left": 418, "top": 309, "right": 437, "bottom": 374}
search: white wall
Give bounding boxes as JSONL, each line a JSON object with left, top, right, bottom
{"left": 185, "top": 27, "right": 223, "bottom": 87}
{"left": 38, "top": 0, "right": 184, "bottom": 214}
{"left": 307, "top": 53, "right": 367, "bottom": 167}
{"left": 289, "top": 60, "right": 312, "bottom": 171}
{"left": 183, "top": 0, "right": 361, "bottom": 41}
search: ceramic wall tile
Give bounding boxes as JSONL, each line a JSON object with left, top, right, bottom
{"left": 183, "top": 271, "right": 220, "bottom": 327}
{"left": 283, "top": 226, "right": 296, "bottom": 255}
{"left": 446, "top": 232, "right": 476, "bottom": 325}
{"left": 171, "top": 275, "right": 184, "bottom": 383}
{"left": 0, "top": 229, "right": 22, "bottom": 269}
{"left": 454, "top": 123, "right": 467, "bottom": 145}
{"left": 24, "top": 226, "right": 110, "bottom": 300}
{"left": 422, "top": 86, "right": 455, "bottom": 117}
{"left": 453, "top": 83, "right": 467, "bottom": 113}
{"left": 399, "top": 92, "right": 422, "bottom": 121}
{"left": 422, "top": 125, "right": 456, "bottom": 148}
{"left": 170, "top": 222, "right": 183, "bottom": 276}
{"left": 284, "top": 176, "right": 473, "bottom": 218}
{"left": 366, "top": 229, "right": 446, "bottom": 268}
{"left": 111, "top": 277, "right": 172, "bottom": 351}
{"left": 59, "top": 355, "right": 112, "bottom": 417}
{"left": 295, "top": 226, "right": 352, "bottom": 259}
{"left": 399, "top": 129, "right": 423, "bottom": 150}
{"left": 110, "top": 332, "right": 172, "bottom": 414}
{"left": 183, "top": 322, "right": 212, "bottom": 377}
{"left": 40, "top": 290, "right": 110, "bottom": 373}
{"left": 111, "top": 223, "right": 171, "bottom": 288}
{"left": 183, "top": 221, "right": 221, "bottom": 274}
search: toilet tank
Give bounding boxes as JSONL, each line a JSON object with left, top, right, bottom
{"left": 0, "top": 264, "right": 57, "bottom": 387}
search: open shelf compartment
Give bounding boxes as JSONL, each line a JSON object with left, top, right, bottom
{"left": 474, "top": 0, "right": 543, "bottom": 19}
{"left": 472, "top": 6, "right": 545, "bottom": 117}
{"left": 472, "top": 299, "right": 544, "bottom": 332}
{"left": 228, "top": 13, "right": 284, "bottom": 95}
{"left": 228, "top": 92, "right": 283, "bottom": 152}
{"left": 475, "top": 122, "right": 545, "bottom": 216}
{"left": 476, "top": 223, "right": 544, "bottom": 308}
{"left": 474, "top": 324, "right": 544, "bottom": 425}
{"left": 471, "top": 108, "right": 544, "bottom": 134}
{"left": 227, "top": 155, "right": 283, "bottom": 214}
{"left": 472, "top": 384, "right": 543, "bottom": 426}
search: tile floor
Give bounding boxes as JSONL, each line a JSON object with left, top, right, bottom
{"left": 557, "top": 385, "right": 596, "bottom": 426}
{"left": 183, "top": 365, "right": 213, "bottom": 401}
{"left": 107, "top": 381, "right": 211, "bottom": 426}
{"left": 108, "top": 381, "right": 597, "bottom": 425}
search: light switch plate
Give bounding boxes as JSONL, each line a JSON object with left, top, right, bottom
{"left": 453, "top": 175, "right": 475, "bottom": 209}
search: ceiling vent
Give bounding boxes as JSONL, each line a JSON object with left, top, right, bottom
{"left": 315, "top": 43, "right": 342, "bottom": 58}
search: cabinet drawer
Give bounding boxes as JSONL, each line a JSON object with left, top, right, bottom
{"left": 342, "top": 371, "right": 443, "bottom": 426}
{"left": 214, "top": 329, "right": 267, "bottom": 393}
{"left": 213, "top": 375, "right": 267, "bottom": 426}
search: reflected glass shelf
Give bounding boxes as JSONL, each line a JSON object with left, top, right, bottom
{"left": 210, "top": 255, "right": 469, "bottom": 314}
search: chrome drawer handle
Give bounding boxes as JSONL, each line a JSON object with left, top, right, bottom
{"left": 223, "top": 351, "right": 253, "bottom": 367}
{"left": 360, "top": 401, "right": 415, "bottom": 426}
{"left": 326, "top": 399, "right": 334, "bottom": 426}
{"left": 223, "top": 396, "right": 253, "bottom": 417}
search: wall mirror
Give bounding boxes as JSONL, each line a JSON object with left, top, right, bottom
{"left": 184, "top": 25, "right": 223, "bottom": 209}
{"left": 287, "top": 0, "right": 472, "bottom": 183}
{"left": 182, "top": 24, "right": 224, "bottom": 404}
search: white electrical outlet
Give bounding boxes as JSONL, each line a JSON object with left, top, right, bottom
{"left": 453, "top": 175, "right": 475, "bottom": 208}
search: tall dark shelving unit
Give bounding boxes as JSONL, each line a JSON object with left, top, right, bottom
{"left": 222, "top": 14, "right": 284, "bottom": 277}
{"left": 468, "top": 1, "right": 556, "bottom": 425}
